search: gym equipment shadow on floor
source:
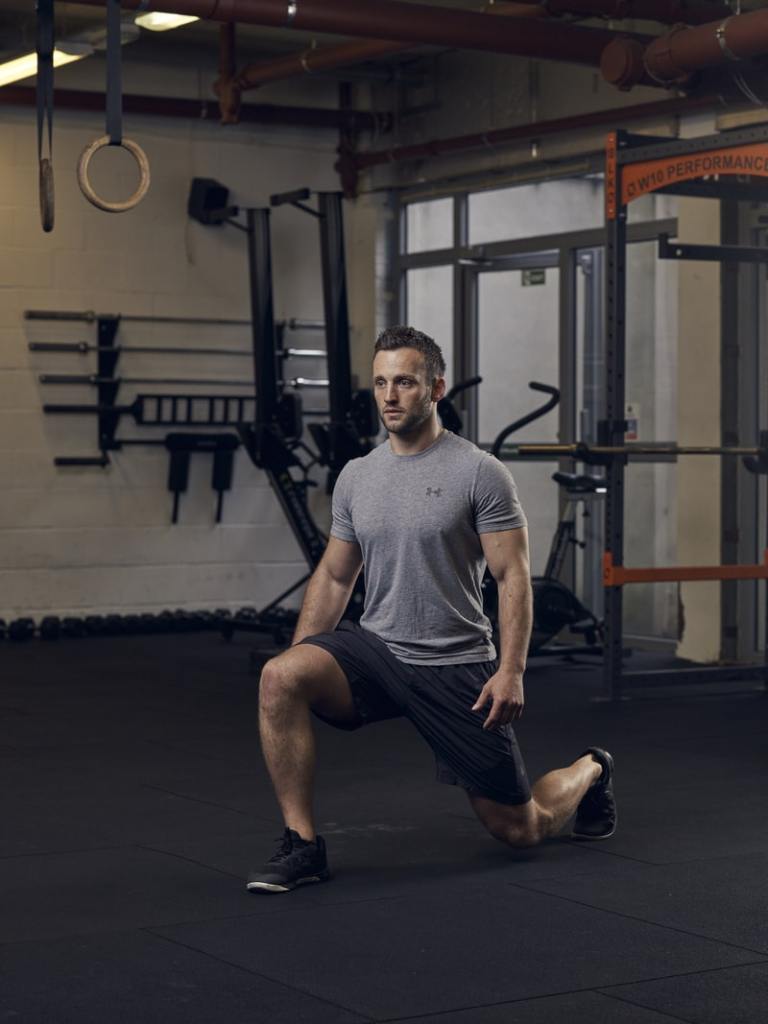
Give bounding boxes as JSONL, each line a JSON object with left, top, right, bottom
{"left": 2, "top": 634, "right": 767, "bottom": 1024}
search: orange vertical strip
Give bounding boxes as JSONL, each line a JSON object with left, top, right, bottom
{"left": 605, "top": 131, "right": 618, "bottom": 221}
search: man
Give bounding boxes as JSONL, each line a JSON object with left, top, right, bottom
{"left": 247, "top": 325, "right": 616, "bottom": 893}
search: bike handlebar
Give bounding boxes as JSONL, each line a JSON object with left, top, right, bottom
{"left": 491, "top": 381, "right": 560, "bottom": 459}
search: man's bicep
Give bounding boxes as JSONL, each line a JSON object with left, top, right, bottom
{"left": 480, "top": 527, "right": 531, "bottom": 582}
{"left": 321, "top": 536, "right": 364, "bottom": 586}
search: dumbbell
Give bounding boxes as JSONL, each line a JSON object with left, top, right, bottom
{"left": 61, "top": 617, "right": 87, "bottom": 638}
{"left": 8, "top": 618, "right": 35, "bottom": 642}
{"left": 155, "top": 610, "right": 177, "bottom": 634}
{"left": 102, "top": 614, "right": 124, "bottom": 635}
{"left": 39, "top": 616, "right": 61, "bottom": 640}
{"left": 172, "top": 610, "right": 196, "bottom": 633}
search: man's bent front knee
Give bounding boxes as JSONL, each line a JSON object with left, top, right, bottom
{"left": 259, "top": 654, "right": 307, "bottom": 716}
{"left": 259, "top": 645, "right": 358, "bottom": 726}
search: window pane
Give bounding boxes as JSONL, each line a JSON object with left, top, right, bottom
{"left": 477, "top": 267, "right": 559, "bottom": 575}
{"left": 469, "top": 178, "right": 603, "bottom": 245}
{"left": 406, "top": 198, "right": 453, "bottom": 254}
{"left": 406, "top": 266, "right": 454, "bottom": 385}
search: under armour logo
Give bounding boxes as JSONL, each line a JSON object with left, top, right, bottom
{"left": 426, "top": 487, "right": 442, "bottom": 497}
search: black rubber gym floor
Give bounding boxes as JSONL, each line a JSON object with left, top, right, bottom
{"left": 2, "top": 634, "right": 767, "bottom": 1023}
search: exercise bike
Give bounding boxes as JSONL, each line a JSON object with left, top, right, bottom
{"left": 441, "top": 378, "right": 604, "bottom": 654}
{"left": 489, "top": 381, "right": 605, "bottom": 657}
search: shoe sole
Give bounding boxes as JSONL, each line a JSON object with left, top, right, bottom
{"left": 570, "top": 821, "right": 617, "bottom": 841}
{"left": 246, "top": 872, "right": 330, "bottom": 894}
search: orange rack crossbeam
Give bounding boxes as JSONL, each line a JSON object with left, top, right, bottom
{"left": 603, "top": 551, "right": 768, "bottom": 587}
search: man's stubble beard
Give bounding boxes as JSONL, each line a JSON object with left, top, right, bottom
{"left": 380, "top": 394, "right": 433, "bottom": 436}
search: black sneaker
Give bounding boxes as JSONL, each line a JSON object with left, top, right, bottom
{"left": 571, "top": 747, "right": 617, "bottom": 840}
{"left": 246, "top": 828, "right": 331, "bottom": 893}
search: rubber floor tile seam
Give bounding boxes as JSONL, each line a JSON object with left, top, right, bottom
{"left": 595, "top": 989, "right": 709, "bottom": 1024}
{"left": 367, "top": 985, "right": 690, "bottom": 1023}
{"left": 144, "top": 927, "right": 379, "bottom": 1021}
{"left": 506, "top": 882, "right": 768, "bottom": 959}
{"left": 596, "top": 958, "right": 768, "bottom": 993}
{"left": 139, "top": 782, "right": 255, "bottom": 816}
{"left": 565, "top": 842, "right": 661, "bottom": 867}
{"left": 135, "top": 843, "right": 250, "bottom": 881}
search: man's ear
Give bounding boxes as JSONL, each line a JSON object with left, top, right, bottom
{"left": 432, "top": 376, "right": 447, "bottom": 402}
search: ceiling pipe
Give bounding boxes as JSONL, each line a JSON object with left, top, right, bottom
{"left": 503, "top": 0, "right": 731, "bottom": 25}
{"left": 234, "top": 39, "right": 417, "bottom": 92}
{"left": 602, "top": 8, "right": 768, "bottom": 88}
{"left": 216, "top": 22, "right": 239, "bottom": 122}
{"left": 230, "top": 2, "right": 545, "bottom": 95}
{"left": 0, "top": 85, "right": 389, "bottom": 132}
{"left": 221, "top": 0, "right": 728, "bottom": 106}
{"left": 347, "top": 93, "right": 716, "bottom": 173}
{"left": 74, "top": 0, "right": 649, "bottom": 66}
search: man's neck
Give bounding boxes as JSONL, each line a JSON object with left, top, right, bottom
{"left": 387, "top": 417, "right": 444, "bottom": 456}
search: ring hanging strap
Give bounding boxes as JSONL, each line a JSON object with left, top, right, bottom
{"left": 36, "top": 0, "right": 55, "bottom": 232}
{"left": 77, "top": 0, "right": 150, "bottom": 213}
{"left": 106, "top": 0, "right": 122, "bottom": 145}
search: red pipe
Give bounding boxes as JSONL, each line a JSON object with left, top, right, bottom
{"left": 235, "top": 39, "right": 416, "bottom": 91}
{"left": 349, "top": 94, "right": 718, "bottom": 170}
{"left": 216, "top": 23, "right": 239, "bottom": 122}
{"left": 73, "top": 0, "right": 646, "bottom": 66}
{"left": 0, "top": 86, "right": 389, "bottom": 132}
{"left": 509, "top": 0, "right": 730, "bottom": 24}
{"left": 602, "top": 8, "right": 768, "bottom": 88}
{"left": 232, "top": 2, "right": 544, "bottom": 92}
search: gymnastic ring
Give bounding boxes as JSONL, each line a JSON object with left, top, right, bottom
{"left": 39, "top": 156, "right": 54, "bottom": 232}
{"left": 77, "top": 135, "right": 151, "bottom": 213}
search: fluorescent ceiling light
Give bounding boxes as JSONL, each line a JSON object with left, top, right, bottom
{"left": 134, "top": 12, "right": 199, "bottom": 31}
{"left": 0, "top": 43, "right": 93, "bottom": 88}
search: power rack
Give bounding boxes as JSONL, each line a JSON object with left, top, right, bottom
{"left": 602, "top": 124, "right": 768, "bottom": 700}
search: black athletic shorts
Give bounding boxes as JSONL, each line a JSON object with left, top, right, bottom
{"left": 300, "top": 621, "right": 531, "bottom": 806}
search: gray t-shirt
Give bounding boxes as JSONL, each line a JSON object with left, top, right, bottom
{"left": 330, "top": 430, "right": 527, "bottom": 665}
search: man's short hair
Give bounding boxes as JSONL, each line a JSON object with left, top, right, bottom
{"left": 373, "top": 326, "right": 446, "bottom": 383}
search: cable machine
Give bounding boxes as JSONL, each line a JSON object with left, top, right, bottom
{"left": 187, "top": 180, "right": 377, "bottom": 634}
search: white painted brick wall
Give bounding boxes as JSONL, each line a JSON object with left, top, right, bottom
{"left": 0, "top": 76, "right": 348, "bottom": 621}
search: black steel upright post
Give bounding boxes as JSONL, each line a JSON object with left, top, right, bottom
{"left": 317, "top": 192, "right": 353, "bottom": 475}
{"left": 246, "top": 208, "right": 278, "bottom": 424}
{"left": 244, "top": 205, "right": 326, "bottom": 569}
{"left": 603, "top": 131, "right": 628, "bottom": 701}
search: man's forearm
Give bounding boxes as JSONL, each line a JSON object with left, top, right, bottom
{"left": 291, "top": 565, "right": 358, "bottom": 645}
{"left": 495, "top": 574, "right": 533, "bottom": 673}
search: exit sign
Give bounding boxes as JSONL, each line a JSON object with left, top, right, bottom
{"left": 522, "top": 269, "right": 546, "bottom": 286}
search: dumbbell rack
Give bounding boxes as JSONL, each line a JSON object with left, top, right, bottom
{"left": 2, "top": 605, "right": 298, "bottom": 644}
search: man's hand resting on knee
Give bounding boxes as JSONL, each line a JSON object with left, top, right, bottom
{"left": 472, "top": 669, "right": 524, "bottom": 729}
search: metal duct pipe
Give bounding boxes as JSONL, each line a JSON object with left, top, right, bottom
{"left": 507, "top": 0, "right": 730, "bottom": 25}
{"left": 350, "top": 93, "right": 717, "bottom": 171}
{"left": 235, "top": 39, "right": 416, "bottom": 92}
{"left": 74, "top": 0, "right": 646, "bottom": 66}
{"left": 0, "top": 86, "right": 389, "bottom": 132}
{"left": 602, "top": 9, "right": 768, "bottom": 88}
{"left": 232, "top": 3, "right": 544, "bottom": 92}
